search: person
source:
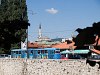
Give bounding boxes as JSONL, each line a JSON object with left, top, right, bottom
{"left": 89, "top": 35, "right": 100, "bottom": 54}
{"left": 86, "top": 48, "right": 100, "bottom": 69}
{"left": 90, "top": 48, "right": 100, "bottom": 54}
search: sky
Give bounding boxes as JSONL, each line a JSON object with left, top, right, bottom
{"left": 26, "top": 0, "right": 100, "bottom": 42}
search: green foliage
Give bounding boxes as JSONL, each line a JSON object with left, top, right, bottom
{"left": 0, "top": 0, "right": 29, "bottom": 54}
{"left": 0, "top": 0, "right": 28, "bottom": 22}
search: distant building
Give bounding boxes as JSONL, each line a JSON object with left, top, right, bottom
{"left": 51, "top": 38, "right": 64, "bottom": 42}
{"left": 38, "top": 36, "right": 51, "bottom": 41}
{"left": 27, "top": 24, "right": 62, "bottom": 48}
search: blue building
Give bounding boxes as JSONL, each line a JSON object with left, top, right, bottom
{"left": 11, "top": 48, "right": 61, "bottom": 59}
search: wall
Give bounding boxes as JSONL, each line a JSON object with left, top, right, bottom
{"left": 0, "top": 59, "right": 100, "bottom": 75}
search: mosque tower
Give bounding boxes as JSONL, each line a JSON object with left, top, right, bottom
{"left": 38, "top": 24, "right": 51, "bottom": 41}
{"left": 38, "top": 24, "right": 42, "bottom": 39}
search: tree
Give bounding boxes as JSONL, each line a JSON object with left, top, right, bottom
{"left": 0, "top": 0, "right": 30, "bottom": 54}
{"left": 0, "top": 0, "right": 28, "bottom": 22}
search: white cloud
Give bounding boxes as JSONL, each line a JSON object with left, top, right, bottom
{"left": 46, "top": 8, "right": 58, "bottom": 14}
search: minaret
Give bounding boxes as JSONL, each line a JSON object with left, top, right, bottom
{"left": 38, "top": 24, "right": 42, "bottom": 39}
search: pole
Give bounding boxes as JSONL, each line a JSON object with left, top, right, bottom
{"left": 27, "top": 27, "right": 29, "bottom": 58}
{"left": 0, "top": 0, "right": 1, "bottom": 5}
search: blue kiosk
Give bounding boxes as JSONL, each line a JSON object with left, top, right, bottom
{"left": 60, "top": 49, "right": 90, "bottom": 59}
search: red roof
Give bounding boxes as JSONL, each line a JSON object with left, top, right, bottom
{"left": 52, "top": 42, "right": 76, "bottom": 49}
{"left": 28, "top": 42, "right": 51, "bottom": 48}
{"left": 28, "top": 42, "right": 38, "bottom": 48}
